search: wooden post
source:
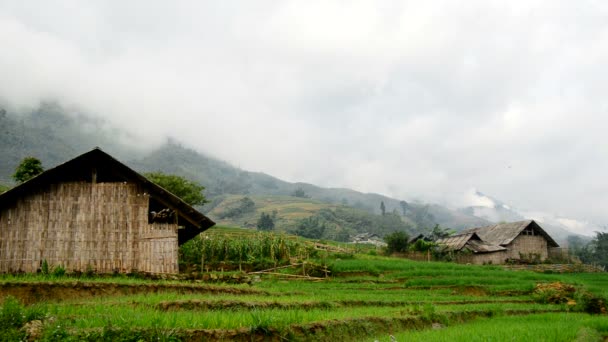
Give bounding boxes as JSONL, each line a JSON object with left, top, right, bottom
{"left": 200, "top": 235, "right": 205, "bottom": 274}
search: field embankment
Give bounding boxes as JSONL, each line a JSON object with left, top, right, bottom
{"left": 1, "top": 252, "right": 607, "bottom": 341}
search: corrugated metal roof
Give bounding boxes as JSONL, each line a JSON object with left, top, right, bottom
{"left": 461, "top": 220, "right": 559, "bottom": 248}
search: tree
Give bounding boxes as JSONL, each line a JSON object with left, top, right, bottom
{"left": 429, "top": 224, "right": 452, "bottom": 240}
{"left": 399, "top": 200, "right": 408, "bottom": 216}
{"left": 0, "top": 183, "right": 9, "bottom": 193}
{"left": 295, "top": 216, "right": 326, "bottom": 239}
{"left": 144, "top": 172, "right": 207, "bottom": 206}
{"left": 292, "top": 187, "right": 309, "bottom": 198}
{"left": 384, "top": 231, "right": 410, "bottom": 254}
{"left": 587, "top": 232, "right": 608, "bottom": 268}
{"left": 257, "top": 212, "right": 275, "bottom": 231}
{"left": 218, "top": 196, "right": 255, "bottom": 219}
{"left": 13, "top": 157, "right": 44, "bottom": 183}
{"left": 380, "top": 201, "right": 386, "bottom": 216}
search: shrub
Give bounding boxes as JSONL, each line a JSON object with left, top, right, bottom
{"left": 384, "top": 231, "right": 410, "bottom": 254}
{"left": 0, "top": 296, "right": 25, "bottom": 329}
{"left": 53, "top": 265, "right": 66, "bottom": 277}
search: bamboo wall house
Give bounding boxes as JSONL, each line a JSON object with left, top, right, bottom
{"left": 437, "top": 220, "right": 559, "bottom": 264}
{"left": 0, "top": 148, "right": 215, "bottom": 274}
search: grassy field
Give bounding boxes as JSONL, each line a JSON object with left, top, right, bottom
{"left": 206, "top": 195, "right": 417, "bottom": 233}
{"left": 207, "top": 195, "right": 341, "bottom": 229}
{"left": 1, "top": 242, "right": 607, "bottom": 341}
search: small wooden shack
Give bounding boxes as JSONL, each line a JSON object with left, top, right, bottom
{"left": 437, "top": 220, "right": 559, "bottom": 265}
{"left": 0, "top": 148, "right": 215, "bottom": 274}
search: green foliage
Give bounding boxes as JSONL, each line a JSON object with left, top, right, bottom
{"left": 53, "top": 265, "right": 66, "bottom": 277}
{"left": 218, "top": 197, "right": 255, "bottom": 219}
{"left": 281, "top": 207, "right": 414, "bottom": 242}
{"left": 12, "top": 156, "right": 44, "bottom": 183}
{"left": 0, "top": 183, "right": 9, "bottom": 193}
{"left": 291, "top": 187, "right": 309, "bottom": 198}
{"left": 0, "top": 296, "right": 25, "bottom": 329}
{"left": 429, "top": 224, "right": 452, "bottom": 240}
{"left": 399, "top": 200, "right": 408, "bottom": 215}
{"left": 411, "top": 204, "right": 436, "bottom": 231}
{"left": 571, "top": 232, "right": 608, "bottom": 268}
{"left": 80, "top": 325, "right": 182, "bottom": 342}
{"left": 588, "top": 232, "right": 608, "bottom": 268}
{"left": 389, "top": 313, "right": 608, "bottom": 342}
{"left": 40, "top": 259, "right": 66, "bottom": 277}
{"left": 179, "top": 231, "right": 316, "bottom": 270}
{"left": 0, "top": 296, "right": 47, "bottom": 342}
{"left": 41, "top": 259, "right": 50, "bottom": 275}
{"left": 410, "top": 239, "right": 435, "bottom": 252}
{"left": 384, "top": 231, "right": 410, "bottom": 254}
{"left": 144, "top": 172, "right": 207, "bottom": 206}
{"left": 257, "top": 212, "right": 275, "bottom": 231}
{"left": 295, "top": 216, "right": 326, "bottom": 239}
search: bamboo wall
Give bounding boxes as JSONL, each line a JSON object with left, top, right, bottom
{"left": 506, "top": 235, "right": 548, "bottom": 260}
{"left": 457, "top": 251, "right": 508, "bottom": 265}
{"left": 0, "top": 182, "right": 179, "bottom": 274}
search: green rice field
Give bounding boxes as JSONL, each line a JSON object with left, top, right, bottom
{"left": 1, "top": 251, "right": 606, "bottom": 341}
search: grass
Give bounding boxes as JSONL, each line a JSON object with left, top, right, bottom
{"left": 369, "top": 313, "right": 608, "bottom": 342}
{"left": 1, "top": 253, "right": 606, "bottom": 341}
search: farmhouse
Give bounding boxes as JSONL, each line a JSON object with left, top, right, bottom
{"left": 437, "top": 220, "right": 559, "bottom": 265}
{"left": 352, "top": 232, "right": 387, "bottom": 247}
{"left": 0, "top": 148, "right": 215, "bottom": 274}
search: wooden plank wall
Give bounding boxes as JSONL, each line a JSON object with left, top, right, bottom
{"left": 0, "top": 182, "right": 179, "bottom": 274}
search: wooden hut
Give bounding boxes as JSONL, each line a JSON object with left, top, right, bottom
{"left": 0, "top": 148, "right": 215, "bottom": 274}
{"left": 454, "top": 220, "right": 559, "bottom": 264}
{"left": 435, "top": 232, "right": 507, "bottom": 264}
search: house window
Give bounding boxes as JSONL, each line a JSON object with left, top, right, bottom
{"left": 148, "top": 197, "right": 175, "bottom": 224}
{"left": 522, "top": 227, "right": 535, "bottom": 236}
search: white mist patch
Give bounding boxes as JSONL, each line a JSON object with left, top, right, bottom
{"left": 555, "top": 218, "right": 594, "bottom": 236}
{"left": 464, "top": 188, "right": 495, "bottom": 208}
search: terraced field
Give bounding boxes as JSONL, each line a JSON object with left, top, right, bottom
{"left": 1, "top": 255, "right": 606, "bottom": 341}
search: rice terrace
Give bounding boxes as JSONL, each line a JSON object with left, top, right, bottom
{"left": 0, "top": 226, "right": 606, "bottom": 341}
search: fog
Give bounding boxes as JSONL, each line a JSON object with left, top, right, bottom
{"left": 1, "top": 1, "right": 607, "bottom": 229}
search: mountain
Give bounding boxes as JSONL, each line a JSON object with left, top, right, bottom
{"left": 4, "top": 104, "right": 588, "bottom": 242}
{"left": 459, "top": 190, "right": 599, "bottom": 244}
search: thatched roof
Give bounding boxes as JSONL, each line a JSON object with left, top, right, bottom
{"left": 465, "top": 240, "right": 507, "bottom": 253}
{"left": 436, "top": 232, "right": 480, "bottom": 251}
{"left": 0, "top": 148, "right": 215, "bottom": 245}
{"left": 436, "top": 232, "right": 506, "bottom": 253}
{"left": 408, "top": 234, "right": 432, "bottom": 244}
{"left": 461, "top": 220, "right": 559, "bottom": 248}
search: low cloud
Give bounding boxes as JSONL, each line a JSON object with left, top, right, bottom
{"left": 1, "top": 1, "right": 607, "bottom": 229}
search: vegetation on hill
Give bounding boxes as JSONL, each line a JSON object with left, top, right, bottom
{"left": 0, "top": 104, "right": 500, "bottom": 239}
{"left": 207, "top": 195, "right": 417, "bottom": 241}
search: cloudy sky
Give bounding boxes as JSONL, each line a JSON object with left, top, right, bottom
{"left": 1, "top": 1, "right": 607, "bottom": 229}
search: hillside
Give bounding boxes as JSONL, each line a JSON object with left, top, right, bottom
{"left": 206, "top": 195, "right": 419, "bottom": 241}
{"left": 0, "top": 104, "right": 523, "bottom": 239}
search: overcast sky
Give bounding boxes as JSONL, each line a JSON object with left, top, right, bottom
{"left": 1, "top": 1, "right": 607, "bottom": 229}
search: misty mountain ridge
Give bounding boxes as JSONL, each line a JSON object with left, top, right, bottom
{"left": 0, "top": 104, "right": 596, "bottom": 242}
{"left": 460, "top": 190, "right": 602, "bottom": 242}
